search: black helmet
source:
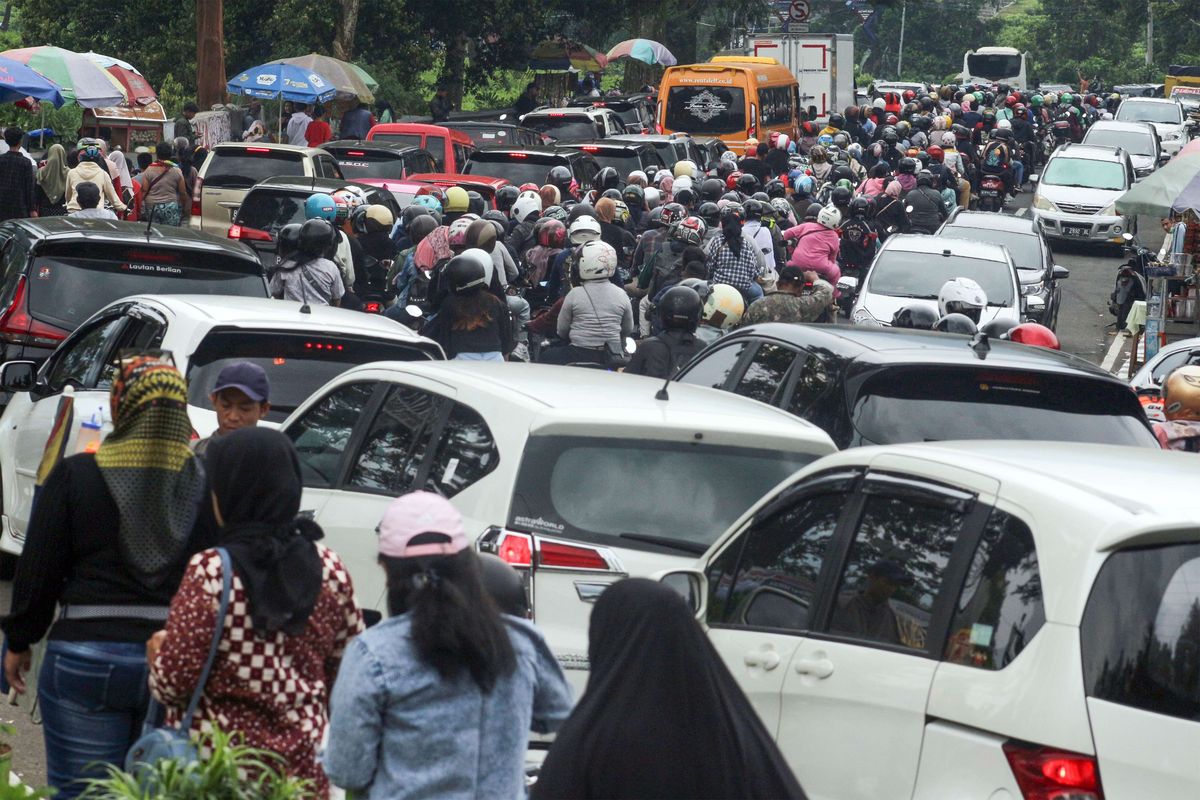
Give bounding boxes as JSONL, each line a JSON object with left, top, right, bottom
{"left": 276, "top": 223, "right": 302, "bottom": 260}
{"left": 828, "top": 113, "right": 844, "bottom": 129}
{"left": 981, "top": 317, "right": 1018, "bottom": 338}
{"left": 891, "top": 304, "right": 939, "bottom": 330}
{"left": 700, "top": 177, "right": 725, "bottom": 202}
{"left": 478, "top": 553, "right": 529, "bottom": 617}
{"left": 660, "top": 202, "right": 687, "bottom": 227}
{"left": 401, "top": 204, "right": 432, "bottom": 229}
{"left": 622, "top": 183, "right": 645, "bottom": 208}
{"left": 349, "top": 204, "right": 370, "bottom": 236}
{"left": 764, "top": 179, "right": 786, "bottom": 199}
{"left": 601, "top": 188, "right": 622, "bottom": 201}
{"left": 992, "top": 127, "right": 1013, "bottom": 140}
{"left": 919, "top": 96, "right": 935, "bottom": 111}
{"left": 982, "top": 110, "right": 996, "bottom": 125}
{"left": 721, "top": 191, "right": 741, "bottom": 204}
{"left": 547, "top": 165, "right": 573, "bottom": 190}
{"left": 444, "top": 254, "right": 488, "bottom": 294}
{"left": 916, "top": 169, "right": 934, "bottom": 187}
{"left": 830, "top": 165, "right": 856, "bottom": 185}
{"left": 750, "top": 191, "right": 770, "bottom": 203}
{"left": 832, "top": 132, "right": 851, "bottom": 150}
{"left": 916, "top": 151, "right": 931, "bottom": 169}
{"left": 495, "top": 185, "right": 519, "bottom": 212}
{"left": 898, "top": 157, "right": 918, "bottom": 175}
{"left": 567, "top": 202, "right": 597, "bottom": 223}
{"left": 736, "top": 173, "right": 760, "bottom": 195}
{"left": 697, "top": 201, "right": 720, "bottom": 227}
{"left": 831, "top": 186, "right": 852, "bottom": 208}
{"left": 483, "top": 209, "right": 508, "bottom": 227}
{"left": 720, "top": 202, "right": 745, "bottom": 222}
{"left": 881, "top": 126, "right": 899, "bottom": 145}
{"left": 596, "top": 166, "right": 620, "bottom": 192}
{"left": 674, "top": 187, "right": 697, "bottom": 208}
{"left": 743, "top": 198, "right": 765, "bottom": 220}
{"left": 805, "top": 202, "right": 824, "bottom": 221}
{"left": 466, "top": 190, "right": 486, "bottom": 216}
{"left": 407, "top": 214, "right": 438, "bottom": 244}
{"left": 951, "top": 123, "right": 970, "bottom": 138}
{"left": 933, "top": 313, "right": 979, "bottom": 335}
{"left": 658, "top": 285, "right": 703, "bottom": 331}
{"left": 298, "top": 218, "right": 334, "bottom": 257}
{"left": 912, "top": 114, "right": 931, "bottom": 131}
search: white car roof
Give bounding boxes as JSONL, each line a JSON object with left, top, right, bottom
{"left": 1086, "top": 120, "right": 1156, "bottom": 136}
{"left": 1049, "top": 144, "right": 1127, "bottom": 163}
{"left": 1120, "top": 97, "right": 1179, "bottom": 106}
{"left": 882, "top": 234, "right": 1011, "bottom": 263}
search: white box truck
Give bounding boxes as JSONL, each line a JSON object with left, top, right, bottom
{"left": 746, "top": 33, "right": 855, "bottom": 120}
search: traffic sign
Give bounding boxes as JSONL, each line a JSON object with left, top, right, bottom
{"left": 773, "top": 0, "right": 792, "bottom": 25}
{"left": 784, "top": 22, "right": 810, "bottom": 33}
{"left": 789, "top": 0, "right": 811, "bottom": 21}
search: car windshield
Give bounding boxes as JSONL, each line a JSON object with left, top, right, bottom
{"left": 369, "top": 133, "right": 422, "bottom": 148}
{"left": 867, "top": 250, "right": 1015, "bottom": 306}
{"left": 509, "top": 435, "right": 817, "bottom": 553}
{"left": 852, "top": 368, "right": 1157, "bottom": 447}
{"left": 939, "top": 226, "right": 1042, "bottom": 271}
{"left": 186, "top": 330, "right": 430, "bottom": 422}
{"left": 204, "top": 150, "right": 305, "bottom": 189}
{"left": 233, "top": 190, "right": 306, "bottom": 236}
{"left": 28, "top": 244, "right": 265, "bottom": 330}
{"left": 665, "top": 86, "right": 747, "bottom": 135}
{"left": 1083, "top": 128, "right": 1156, "bottom": 156}
{"left": 1041, "top": 156, "right": 1127, "bottom": 191}
{"left": 525, "top": 116, "right": 599, "bottom": 141}
{"left": 329, "top": 151, "right": 405, "bottom": 179}
{"left": 1117, "top": 101, "right": 1183, "bottom": 124}
{"left": 573, "top": 148, "right": 647, "bottom": 173}
{"left": 463, "top": 153, "right": 566, "bottom": 187}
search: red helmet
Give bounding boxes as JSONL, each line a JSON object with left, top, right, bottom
{"left": 927, "top": 145, "right": 945, "bottom": 163}
{"left": 1004, "top": 94, "right": 1018, "bottom": 107}
{"left": 885, "top": 113, "right": 899, "bottom": 125}
{"left": 902, "top": 89, "right": 916, "bottom": 102}
{"left": 518, "top": 182, "right": 539, "bottom": 193}
{"left": 1008, "top": 322, "right": 1060, "bottom": 350}
{"left": 535, "top": 218, "right": 567, "bottom": 248}
{"left": 415, "top": 185, "right": 447, "bottom": 207}
{"left": 726, "top": 170, "right": 744, "bottom": 190}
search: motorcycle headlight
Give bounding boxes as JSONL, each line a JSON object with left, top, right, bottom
{"left": 852, "top": 307, "right": 883, "bottom": 327}
{"left": 1021, "top": 281, "right": 1045, "bottom": 296}
{"left": 1032, "top": 194, "right": 1057, "bottom": 212}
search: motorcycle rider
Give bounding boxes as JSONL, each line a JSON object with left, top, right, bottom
{"left": 904, "top": 170, "right": 946, "bottom": 234}
{"left": 270, "top": 218, "right": 344, "bottom": 307}
{"left": 624, "top": 285, "right": 706, "bottom": 378}
{"left": 545, "top": 241, "right": 633, "bottom": 366}
{"left": 837, "top": 196, "right": 878, "bottom": 282}
{"left": 505, "top": 190, "right": 543, "bottom": 258}
{"left": 742, "top": 200, "right": 778, "bottom": 288}
{"left": 980, "top": 125, "right": 1016, "bottom": 199}
{"left": 782, "top": 204, "right": 842, "bottom": 293}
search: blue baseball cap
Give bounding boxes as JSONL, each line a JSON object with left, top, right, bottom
{"left": 211, "top": 362, "right": 270, "bottom": 403}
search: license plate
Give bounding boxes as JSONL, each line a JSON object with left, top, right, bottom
{"left": 1062, "top": 225, "right": 1090, "bottom": 237}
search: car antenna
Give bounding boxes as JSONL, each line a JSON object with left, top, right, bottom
{"left": 655, "top": 373, "right": 670, "bottom": 402}
{"left": 970, "top": 332, "right": 990, "bottom": 359}
{"left": 144, "top": 204, "right": 157, "bottom": 239}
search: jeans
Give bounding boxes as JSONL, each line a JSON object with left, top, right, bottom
{"left": 740, "top": 282, "right": 764, "bottom": 305}
{"left": 1013, "top": 159, "right": 1025, "bottom": 187}
{"left": 39, "top": 641, "right": 152, "bottom": 799}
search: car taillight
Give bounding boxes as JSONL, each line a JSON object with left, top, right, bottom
{"left": 191, "top": 175, "right": 203, "bottom": 217}
{"left": 1003, "top": 742, "right": 1103, "bottom": 800}
{"left": 539, "top": 540, "right": 609, "bottom": 570}
{"left": 495, "top": 531, "right": 533, "bottom": 567}
{"left": 510, "top": 152, "right": 527, "bottom": 158}
{"left": 363, "top": 301, "right": 382, "bottom": 313}
{"left": 227, "top": 224, "right": 271, "bottom": 241}
{"left": 0, "top": 276, "right": 66, "bottom": 347}
{"left": 245, "top": 146, "right": 271, "bottom": 153}
{"left": 581, "top": 145, "right": 599, "bottom": 153}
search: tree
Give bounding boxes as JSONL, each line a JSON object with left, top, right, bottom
{"left": 196, "top": 0, "right": 226, "bottom": 108}
{"left": 333, "top": 0, "right": 361, "bottom": 61}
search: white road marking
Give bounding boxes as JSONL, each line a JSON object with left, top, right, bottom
{"left": 1100, "top": 334, "right": 1126, "bottom": 373}
{"left": 1014, "top": 207, "right": 1027, "bottom": 217}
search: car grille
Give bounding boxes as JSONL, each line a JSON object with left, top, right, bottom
{"left": 1056, "top": 202, "right": 1105, "bottom": 215}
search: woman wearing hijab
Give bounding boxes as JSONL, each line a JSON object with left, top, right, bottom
{"left": 534, "top": 579, "right": 806, "bottom": 799}
{"left": 35, "top": 142, "right": 69, "bottom": 216}
{"left": 148, "top": 427, "right": 362, "bottom": 795}
{"left": 1, "top": 356, "right": 213, "bottom": 799}
{"left": 106, "top": 150, "right": 134, "bottom": 209}
{"left": 325, "top": 492, "right": 572, "bottom": 799}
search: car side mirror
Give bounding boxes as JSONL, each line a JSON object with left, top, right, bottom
{"left": 1052, "top": 264, "right": 1070, "bottom": 280}
{"left": 837, "top": 276, "right": 859, "bottom": 295}
{"left": 1, "top": 360, "right": 38, "bottom": 393}
{"left": 1029, "top": 174, "right": 1039, "bottom": 184}
{"left": 657, "top": 569, "right": 707, "bottom": 618}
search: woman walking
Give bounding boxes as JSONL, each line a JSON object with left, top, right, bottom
{"left": 534, "top": 579, "right": 807, "bottom": 799}
{"left": 1, "top": 356, "right": 213, "bottom": 799}
{"left": 148, "top": 427, "right": 363, "bottom": 795}
{"left": 35, "top": 142, "right": 69, "bottom": 216}
{"left": 137, "top": 142, "right": 190, "bottom": 226}
{"left": 324, "top": 491, "right": 572, "bottom": 799}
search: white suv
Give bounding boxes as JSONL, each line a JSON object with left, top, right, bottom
{"left": 1031, "top": 144, "right": 1135, "bottom": 245}
{"left": 662, "top": 441, "right": 1200, "bottom": 799}
{"left": 1115, "top": 97, "right": 1192, "bottom": 155}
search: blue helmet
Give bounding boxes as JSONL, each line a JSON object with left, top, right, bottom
{"left": 305, "top": 193, "right": 337, "bottom": 221}
{"left": 412, "top": 195, "right": 442, "bottom": 212}
{"left": 794, "top": 174, "right": 815, "bottom": 197}
{"left": 817, "top": 133, "right": 834, "bottom": 147}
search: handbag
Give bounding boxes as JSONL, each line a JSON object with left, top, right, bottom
{"left": 580, "top": 283, "right": 629, "bottom": 369}
{"left": 125, "top": 547, "right": 232, "bottom": 776}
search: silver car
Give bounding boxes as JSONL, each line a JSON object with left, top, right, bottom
{"left": 1030, "top": 143, "right": 1135, "bottom": 245}
{"left": 1082, "top": 120, "right": 1165, "bottom": 180}
{"left": 1115, "top": 97, "right": 1191, "bottom": 155}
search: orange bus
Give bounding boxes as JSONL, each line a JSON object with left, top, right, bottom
{"left": 659, "top": 57, "right": 799, "bottom": 151}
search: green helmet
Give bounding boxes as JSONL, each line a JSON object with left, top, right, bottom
{"left": 1030, "top": 93, "right": 1043, "bottom": 107}
{"left": 1068, "top": 106, "right": 1080, "bottom": 117}
{"left": 1061, "top": 92, "right": 1074, "bottom": 105}
{"left": 973, "top": 90, "right": 984, "bottom": 103}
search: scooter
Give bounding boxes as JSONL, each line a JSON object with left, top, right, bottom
{"left": 977, "top": 174, "right": 1006, "bottom": 212}
{"left": 1109, "top": 233, "right": 1152, "bottom": 331}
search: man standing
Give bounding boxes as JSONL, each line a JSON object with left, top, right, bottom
{"left": 741, "top": 266, "right": 833, "bottom": 325}
{"left": 514, "top": 83, "right": 539, "bottom": 117}
{"left": 0, "top": 128, "right": 35, "bottom": 221}
{"left": 430, "top": 86, "right": 453, "bottom": 123}
{"left": 174, "top": 102, "right": 199, "bottom": 147}
{"left": 287, "top": 104, "right": 313, "bottom": 146}
{"left": 192, "top": 362, "right": 272, "bottom": 456}
{"left": 340, "top": 102, "right": 375, "bottom": 140}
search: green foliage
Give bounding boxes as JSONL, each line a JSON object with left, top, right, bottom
{"left": 78, "top": 727, "right": 310, "bottom": 800}
{"left": 0, "top": 724, "right": 54, "bottom": 799}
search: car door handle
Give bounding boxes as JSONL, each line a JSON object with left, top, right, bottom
{"left": 743, "top": 649, "right": 781, "bottom": 671}
{"left": 793, "top": 657, "right": 834, "bottom": 679}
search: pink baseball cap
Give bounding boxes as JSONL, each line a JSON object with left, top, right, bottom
{"left": 377, "top": 491, "right": 468, "bottom": 559}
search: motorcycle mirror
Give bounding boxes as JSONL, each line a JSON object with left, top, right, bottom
{"left": 1122, "top": 233, "right": 1134, "bottom": 242}
{"left": 837, "top": 276, "right": 859, "bottom": 294}
{"left": 404, "top": 304, "right": 423, "bottom": 318}
{"left": 624, "top": 336, "right": 637, "bottom": 355}
{"left": 1029, "top": 174, "right": 1039, "bottom": 184}
{"left": 905, "top": 205, "right": 914, "bottom": 214}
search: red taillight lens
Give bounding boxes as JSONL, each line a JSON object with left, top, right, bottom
{"left": 538, "top": 540, "right": 609, "bottom": 570}
{"left": 496, "top": 532, "right": 533, "bottom": 567}
{"left": 346, "top": 150, "right": 365, "bottom": 156}
{"left": 191, "top": 175, "right": 203, "bottom": 217}
{"left": 364, "top": 301, "right": 382, "bottom": 313}
{"left": 0, "top": 275, "right": 66, "bottom": 346}
{"left": 245, "top": 146, "right": 271, "bottom": 153}
{"left": 1003, "top": 742, "right": 1103, "bottom": 800}
{"left": 581, "top": 145, "right": 599, "bottom": 153}
{"left": 227, "top": 224, "right": 271, "bottom": 241}
{"left": 510, "top": 152, "right": 527, "bottom": 159}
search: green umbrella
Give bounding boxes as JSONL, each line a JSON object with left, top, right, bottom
{"left": 1115, "top": 151, "right": 1200, "bottom": 217}
{"left": 270, "top": 53, "right": 377, "bottom": 103}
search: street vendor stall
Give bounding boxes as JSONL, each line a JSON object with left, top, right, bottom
{"left": 82, "top": 100, "right": 166, "bottom": 150}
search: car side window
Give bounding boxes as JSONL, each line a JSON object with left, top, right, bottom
{"left": 426, "top": 137, "right": 446, "bottom": 170}
{"left": 1082, "top": 542, "right": 1200, "bottom": 721}
{"left": 678, "top": 342, "right": 746, "bottom": 391}
{"left": 826, "top": 483, "right": 966, "bottom": 651}
{"left": 706, "top": 490, "right": 848, "bottom": 631}
{"left": 287, "top": 381, "right": 377, "bottom": 488}
{"left": 423, "top": 402, "right": 499, "bottom": 498}
{"left": 784, "top": 351, "right": 835, "bottom": 419}
{"left": 944, "top": 509, "right": 1044, "bottom": 670}
{"left": 734, "top": 343, "right": 799, "bottom": 407}
{"left": 98, "top": 314, "right": 167, "bottom": 391}
{"left": 44, "top": 316, "right": 126, "bottom": 393}
{"left": 324, "top": 156, "right": 343, "bottom": 179}
{"left": 1151, "top": 349, "right": 1195, "bottom": 385}
{"left": 347, "top": 385, "right": 447, "bottom": 495}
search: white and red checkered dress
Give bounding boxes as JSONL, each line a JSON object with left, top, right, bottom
{"left": 151, "top": 544, "right": 363, "bottom": 795}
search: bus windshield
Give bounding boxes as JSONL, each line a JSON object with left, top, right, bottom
{"left": 965, "top": 51, "right": 1025, "bottom": 87}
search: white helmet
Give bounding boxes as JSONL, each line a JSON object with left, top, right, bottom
{"left": 703, "top": 284, "right": 745, "bottom": 329}
{"left": 672, "top": 159, "right": 697, "bottom": 179}
{"left": 653, "top": 169, "right": 672, "bottom": 185}
{"left": 628, "top": 169, "right": 648, "bottom": 186}
{"left": 673, "top": 174, "right": 694, "bottom": 192}
{"left": 568, "top": 215, "right": 601, "bottom": 244}
{"left": 511, "top": 190, "right": 542, "bottom": 222}
{"left": 776, "top": 133, "right": 791, "bottom": 151}
{"left": 941, "top": 131, "right": 957, "bottom": 147}
{"left": 644, "top": 187, "right": 661, "bottom": 209}
{"left": 577, "top": 240, "right": 618, "bottom": 281}
{"left": 872, "top": 97, "right": 886, "bottom": 109}
{"left": 462, "top": 247, "right": 495, "bottom": 286}
{"left": 817, "top": 205, "right": 842, "bottom": 230}
{"left": 938, "top": 277, "right": 987, "bottom": 322}
{"left": 997, "top": 118, "right": 1012, "bottom": 130}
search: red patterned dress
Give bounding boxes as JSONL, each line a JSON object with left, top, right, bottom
{"left": 150, "top": 544, "right": 363, "bottom": 796}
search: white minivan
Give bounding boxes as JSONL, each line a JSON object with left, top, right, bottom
{"left": 662, "top": 441, "right": 1200, "bottom": 799}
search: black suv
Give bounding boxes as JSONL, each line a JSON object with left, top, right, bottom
{"left": 442, "top": 120, "right": 547, "bottom": 148}
{"left": 230, "top": 177, "right": 403, "bottom": 265}
{"left": 0, "top": 218, "right": 266, "bottom": 366}
{"left": 675, "top": 324, "right": 1157, "bottom": 449}
{"left": 322, "top": 140, "right": 437, "bottom": 181}
{"left": 557, "top": 140, "right": 667, "bottom": 177}
{"left": 568, "top": 94, "right": 657, "bottom": 133}
{"left": 463, "top": 147, "right": 599, "bottom": 193}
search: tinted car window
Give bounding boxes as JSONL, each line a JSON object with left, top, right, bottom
{"left": 233, "top": 190, "right": 305, "bottom": 235}
{"left": 1151, "top": 349, "right": 1200, "bottom": 385}
{"left": 288, "top": 381, "right": 376, "bottom": 487}
{"left": 828, "top": 489, "right": 964, "bottom": 650}
{"left": 370, "top": 133, "right": 422, "bottom": 149}
{"left": 204, "top": 150, "right": 305, "bottom": 189}
{"left": 425, "top": 136, "right": 446, "bottom": 169}
{"left": 678, "top": 342, "right": 745, "bottom": 390}
{"left": 45, "top": 316, "right": 124, "bottom": 392}
{"left": 759, "top": 85, "right": 794, "bottom": 127}
{"left": 574, "top": 149, "right": 648, "bottom": 174}
{"left": 1083, "top": 542, "right": 1200, "bottom": 721}
{"left": 938, "top": 226, "right": 1043, "bottom": 272}
{"left": 734, "top": 343, "right": 797, "bottom": 406}
{"left": 330, "top": 151, "right": 408, "bottom": 179}
{"left": 347, "top": 385, "right": 445, "bottom": 495}
{"left": 525, "top": 116, "right": 600, "bottom": 141}
{"left": 945, "top": 509, "right": 1044, "bottom": 669}
{"left": 464, "top": 153, "right": 566, "bottom": 188}
{"left": 423, "top": 402, "right": 499, "bottom": 498}
{"left": 666, "top": 86, "right": 747, "bottom": 135}
{"left": 707, "top": 490, "right": 846, "bottom": 630}
{"left": 851, "top": 367, "right": 1156, "bottom": 447}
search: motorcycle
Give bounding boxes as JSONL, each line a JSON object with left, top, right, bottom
{"left": 977, "top": 174, "right": 1006, "bottom": 212}
{"left": 1109, "top": 233, "right": 1152, "bottom": 331}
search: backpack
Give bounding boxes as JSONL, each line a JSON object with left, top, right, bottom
{"left": 640, "top": 335, "right": 698, "bottom": 378}
{"left": 646, "top": 241, "right": 685, "bottom": 296}
{"left": 983, "top": 142, "right": 1007, "bottom": 169}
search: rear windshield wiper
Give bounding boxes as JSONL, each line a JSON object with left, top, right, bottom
{"left": 618, "top": 532, "right": 707, "bottom": 554}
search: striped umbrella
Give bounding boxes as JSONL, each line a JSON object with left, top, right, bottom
{"left": 1, "top": 46, "right": 125, "bottom": 107}
{"left": 605, "top": 39, "right": 677, "bottom": 67}
{"left": 271, "top": 53, "right": 378, "bottom": 103}
{"left": 82, "top": 52, "right": 156, "bottom": 106}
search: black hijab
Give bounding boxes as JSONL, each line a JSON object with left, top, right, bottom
{"left": 206, "top": 427, "right": 323, "bottom": 636}
{"left": 533, "top": 579, "right": 807, "bottom": 800}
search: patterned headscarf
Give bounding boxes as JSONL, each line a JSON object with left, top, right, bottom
{"left": 415, "top": 225, "right": 453, "bottom": 270}
{"left": 96, "top": 356, "right": 205, "bottom": 589}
